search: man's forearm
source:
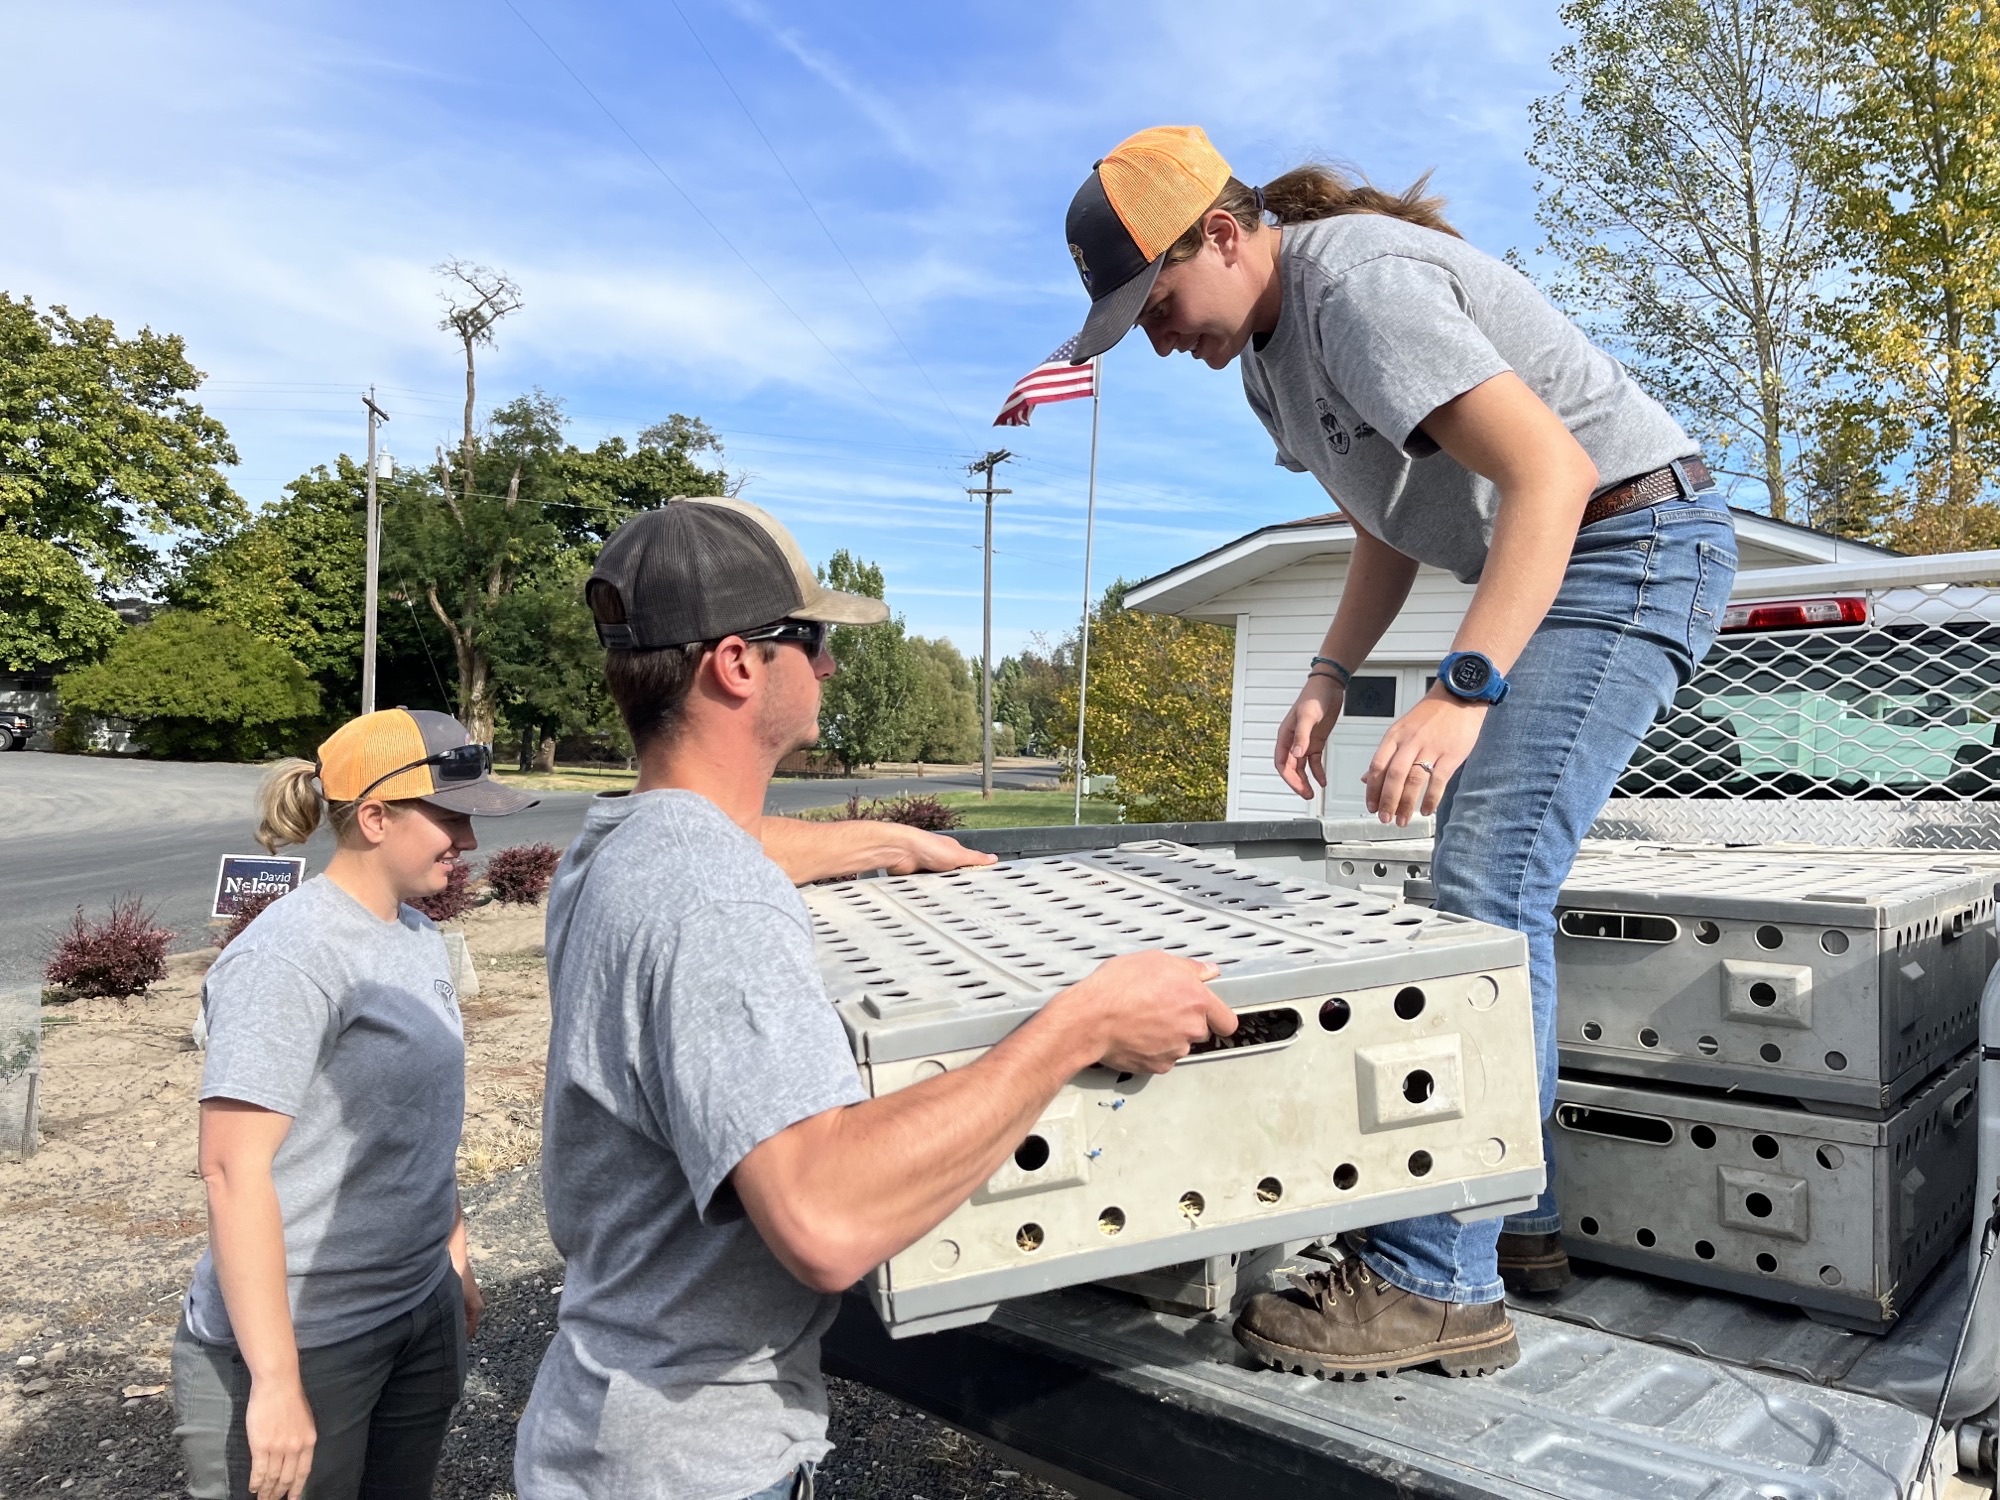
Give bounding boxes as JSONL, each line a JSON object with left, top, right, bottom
{"left": 757, "top": 816, "right": 909, "bottom": 884}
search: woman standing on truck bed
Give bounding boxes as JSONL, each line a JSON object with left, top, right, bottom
{"left": 1059, "top": 126, "right": 1737, "bottom": 1379}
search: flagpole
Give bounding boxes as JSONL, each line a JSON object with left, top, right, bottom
{"left": 1072, "top": 358, "right": 1101, "bottom": 826}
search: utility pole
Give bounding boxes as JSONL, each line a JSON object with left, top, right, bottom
{"left": 966, "top": 450, "right": 1013, "bottom": 801}
{"left": 360, "top": 389, "right": 391, "bottom": 715}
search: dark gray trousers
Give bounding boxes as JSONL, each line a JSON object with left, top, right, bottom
{"left": 171, "top": 1268, "right": 467, "bottom": 1500}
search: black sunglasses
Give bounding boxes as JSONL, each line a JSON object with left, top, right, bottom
{"left": 733, "top": 618, "right": 829, "bottom": 657}
{"left": 353, "top": 742, "right": 491, "bottom": 803}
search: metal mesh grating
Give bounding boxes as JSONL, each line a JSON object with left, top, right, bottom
{"left": 1617, "top": 584, "right": 2000, "bottom": 805}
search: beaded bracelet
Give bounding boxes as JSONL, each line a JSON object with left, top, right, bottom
{"left": 1309, "top": 655, "right": 1353, "bottom": 688}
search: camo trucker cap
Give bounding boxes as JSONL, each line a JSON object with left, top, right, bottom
{"left": 586, "top": 496, "right": 889, "bottom": 650}
{"left": 316, "top": 708, "right": 537, "bottom": 816}
{"left": 1065, "top": 125, "right": 1235, "bottom": 363}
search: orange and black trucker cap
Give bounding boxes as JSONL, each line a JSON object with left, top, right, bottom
{"left": 587, "top": 496, "right": 890, "bottom": 650}
{"left": 317, "top": 708, "right": 537, "bottom": 816}
{"left": 1065, "top": 126, "right": 1235, "bottom": 364}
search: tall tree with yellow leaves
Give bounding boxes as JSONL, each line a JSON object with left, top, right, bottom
{"left": 1059, "top": 582, "right": 1234, "bottom": 823}
{"left": 1812, "top": 0, "right": 2000, "bottom": 548}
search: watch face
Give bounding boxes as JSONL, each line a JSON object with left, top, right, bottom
{"left": 1448, "top": 655, "right": 1492, "bottom": 694}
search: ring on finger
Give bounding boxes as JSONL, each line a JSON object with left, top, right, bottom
{"left": 1413, "top": 760, "right": 1436, "bottom": 774}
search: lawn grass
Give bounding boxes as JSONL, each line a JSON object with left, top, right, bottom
{"left": 491, "top": 763, "right": 637, "bottom": 793}
{"left": 929, "top": 789, "right": 1124, "bottom": 829}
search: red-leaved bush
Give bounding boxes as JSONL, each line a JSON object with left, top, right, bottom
{"left": 46, "top": 896, "right": 175, "bottom": 999}
{"left": 218, "top": 890, "right": 284, "bottom": 949}
{"left": 485, "top": 842, "right": 563, "bottom": 906}
{"left": 409, "top": 860, "right": 476, "bottom": 923}
{"left": 836, "top": 791, "right": 964, "bottom": 831}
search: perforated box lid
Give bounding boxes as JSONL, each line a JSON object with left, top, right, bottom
{"left": 1561, "top": 849, "right": 1992, "bottom": 928}
{"left": 809, "top": 841, "right": 1526, "bottom": 1063}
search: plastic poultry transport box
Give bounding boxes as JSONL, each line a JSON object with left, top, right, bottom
{"left": 1554, "top": 851, "right": 1993, "bottom": 1111}
{"left": 1550, "top": 1051, "right": 1978, "bottom": 1330}
{"left": 807, "top": 842, "right": 1544, "bottom": 1338}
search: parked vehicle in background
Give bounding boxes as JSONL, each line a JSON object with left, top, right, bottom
{"left": 0, "top": 711, "right": 33, "bottom": 750}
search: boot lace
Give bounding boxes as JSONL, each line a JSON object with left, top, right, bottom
{"left": 1286, "top": 1256, "right": 1375, "bottom": 1310}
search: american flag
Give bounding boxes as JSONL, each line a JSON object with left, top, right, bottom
{"left": 993, "top": 337, "right": 1098, "bottom": 427}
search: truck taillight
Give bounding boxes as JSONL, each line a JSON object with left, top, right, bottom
{"left": 1719, "top": 596, "right": 1868, "bottom": 634}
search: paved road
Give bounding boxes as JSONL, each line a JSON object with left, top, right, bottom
{"left": 1, "top": 754, "right": 1059, "bottom": 983}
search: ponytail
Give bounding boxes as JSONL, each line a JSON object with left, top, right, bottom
{"left": 255, "top": 758, "right": 363, "bottom": 852}
{"left": 1164, "top": 165, "right": 1460, "bottom": 266}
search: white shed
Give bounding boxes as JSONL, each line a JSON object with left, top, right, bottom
{"left": 1124, "top": 509, "right": 1896, "bottom": 820}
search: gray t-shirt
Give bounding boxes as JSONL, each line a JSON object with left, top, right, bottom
{"left": 1240, "top": 215, "right": 1695, "bottom": 582}
{"left": 515, "top": 791, "right": 867, "bottom": 1500}
{"left": 184, "top": 876, "right": 463, "bottom": 1349}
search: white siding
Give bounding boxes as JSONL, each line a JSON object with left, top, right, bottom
{"left": 1209, "top": 555, "right": 1474, "bottom": 818}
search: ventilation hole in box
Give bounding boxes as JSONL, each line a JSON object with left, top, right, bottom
{"left": 1579, "top": 1216, "right": 1600, "bottom": 1236}
{"left": 1582, "top": 1021, "right": 1603, "bottom": 1041}
{"left": 1097, "top": 1207, "right": 1125, "bottom": 1236}
{"left": 1750, "top": 982, "right": 1777, "bottom": 1007}
{"left": 1637, "top": 1227, "right": 1658, "bottom": 1247}
{"left": 1319, "top": 997, "right": 1351, "bottom": 1032}
{"left": 1013, "top": 1135, "right": 1051, "bottom": 1172}
{"left": 1757, "top": 1253, "right": 1778, "bottom": 1273}
{"left": 1756, "top": 925, "right": 1784, "bottom": 950}
{"left": 1333, "top": 1163, "right": 1359, "bottom": 1191}
{"left": 1697, "top": 1035, "right": 1720, "bottom": 1055}
{"left": 1753, "top": 1134, "right": 1780, "bottom": 1159}
{"left": 1408, "top": 1150, "right": 1433, "bottom": 1177}
{"left": 1691, "top": 1125, "right": 1717, "bottom": 1149}
{"left": 1760, "top": 1043, "right": 1783, "bottom": 1064}
{"left": 1257, "top": 1177, "right": 1283, "bottom": 1204}
{"left": 1695, "top": 1240, "right": 1716, "bottom": 1260}
{"left": 1639, "top": 1028, "right": 1661, "bottom": 1048}
{"left": 1696, "top": 920, "right": 1721, "bottom": 944}
{"left": 1822, "top": 930, "right": 1850, "bottom": 955}
{"left": 1817, "top": 1145, "right": 1844, "bottom": 1170}
{"left": 1745, "top": 1192, "right": 1774, "bottom": 1218}
{"left": 1820, "top": 1265, "right": 1843, "bottom": 1287}
{"left": 1016, "top": 1223, "right": 1044, "bottom": 1253}
{"left": 1825, "top": 1051, "right": 1848, "bottom": 1071}
{"left": 1402, "top": 1070, "right": 1435, "bottom": 1104}
{"left": 1394, "top": 987, "right": 1426, "bottom": 1020}
{"left": 1178, "top": 1192, "right": 1205, "bottom": 1221}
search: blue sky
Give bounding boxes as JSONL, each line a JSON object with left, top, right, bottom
{"left": 3, "top": 1, "right": 1571, "bottom": 659}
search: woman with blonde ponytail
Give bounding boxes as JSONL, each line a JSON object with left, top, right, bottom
{"left": 1061, "top": 128, "right": 1738, "bottom": 1380}
{"left": 173, "top": 709, "right": 534, "bottom": 1500}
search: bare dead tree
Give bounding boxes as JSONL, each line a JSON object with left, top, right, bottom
{"left": 435, "top": 260, "right": 524, "bottom": 504}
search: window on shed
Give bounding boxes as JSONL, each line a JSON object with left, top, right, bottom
{"left": 1346, "top": 676, "right": 1397, "bottom": 717}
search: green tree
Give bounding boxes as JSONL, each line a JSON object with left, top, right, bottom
{"left": 0, "top": 534, "right": 122, "bottom": 672}
{"left": 994, "top": 641, "right": 1075, "bottom": 754}
{"left": 816, "top": 550, "right": 920, "bottom": 771}
{"left": 0, "top": 293, "right": 241, "bottom": 584}
{"left": 57, "top": 612, "right": 320, "bottom": 761}
{"left": 902, "top": 636, "right": 981, "bottom": 762}
{"left": 1811, "top": 0, "right": 2000, "bottom": 546}
{"left": 1059, "top": 582, "right": 1233, "bottom": 822}
{"left": 487, "top": 552, "right": 622, "bottom": 769}
{"left": 1527, "top": 0, "right": 1835, "bottom": 518}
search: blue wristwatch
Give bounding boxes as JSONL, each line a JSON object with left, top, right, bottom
{"left": 1437, "top": 651, "right": 1509, "bottom": 705}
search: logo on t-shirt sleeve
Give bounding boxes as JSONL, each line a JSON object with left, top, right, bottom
{"left": 1315, "top": 397, "right": 1351, "bottom": 455}
{"left": 434, "top": 978, "right": 458, "bottom": 1015}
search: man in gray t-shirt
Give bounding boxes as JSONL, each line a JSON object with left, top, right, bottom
{"left": 515, "top": 498, "right": 1231, "bottom": 1500}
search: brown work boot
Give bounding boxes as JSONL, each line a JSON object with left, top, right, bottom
{"left": 1497, "top": 1230, "right": 1572, "bottom": 1296}
{"left": 1234, "top": 1256, "right": 1519, "bottom": 1380}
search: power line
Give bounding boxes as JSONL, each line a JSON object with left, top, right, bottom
{"left": 666, "top": 0, "right": 972, "bottom": 443}
{"left": 497, "top": 0, "right": 925, "bottom": 444}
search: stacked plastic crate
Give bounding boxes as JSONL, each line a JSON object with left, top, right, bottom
{"left": 805, "top": 842, "right": 1545, "bottom": 1336}
{"left": 1546, "top": 849, "right": 1993, "bottom": 1328}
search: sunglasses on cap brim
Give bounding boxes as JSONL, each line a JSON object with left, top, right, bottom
{"left": 728, "top": 618, "right": 829, "bottom": 655}
{"left": 352, "top": 742, "right": 493, "bottom": 804}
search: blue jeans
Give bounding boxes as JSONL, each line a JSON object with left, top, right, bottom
{"left": 1358, "top": 487, "right": 1738, "bottom": 1304}
{"left": 742, "top": 1463, "right": 814, "bottom": 1500}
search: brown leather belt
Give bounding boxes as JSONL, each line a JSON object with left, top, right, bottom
{"left": 1579, "top": 456, "right": 1711, "bottom": 530}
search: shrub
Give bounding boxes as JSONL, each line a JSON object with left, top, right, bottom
{"left": 46, "top": 896, "right": 174, "bottom": 998}
{"left": 485, "top": 842, "right": 562, "bottom": 905}
{"left": 55, "top": 611, "right": 321, "bottom": 761}
{"left": 835, "top": 791, "right": 964, "bottom": 831}
{"left": 218, "top": 890, "right": 283, "bottom": 948}
{"left": 409, "top": 861, "right": 475, "bottom": 923}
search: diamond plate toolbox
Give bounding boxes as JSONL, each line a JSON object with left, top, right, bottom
{"left": 1555, "top": 850, "right": 1995, "bottom": 1111}
{"left": 807, "top": 842, "right": 1544, "bottom": 1337}
{"left": 1551, "top": 1052, "right": 1979, "bottom": 1329}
